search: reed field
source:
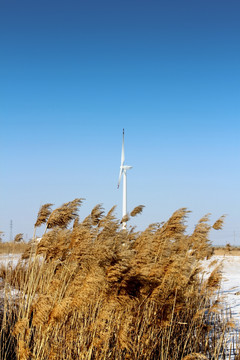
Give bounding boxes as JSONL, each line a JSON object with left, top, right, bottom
{"left": 0, "top": 242, "right": 28, "bottom": 255}
{"left": 0, "top": 200, "right": 238, "bottom": 359}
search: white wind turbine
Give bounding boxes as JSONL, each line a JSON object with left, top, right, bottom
{"left": 117, "top": 129, "right": 132, "bottom": 229}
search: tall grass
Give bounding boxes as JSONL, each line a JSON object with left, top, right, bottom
{"left": 0, "top": 201, "right": 236, "bottom": 359}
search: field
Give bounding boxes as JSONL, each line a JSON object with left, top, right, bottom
{"left": 214, "top": 247, "right": 240, "bottom": 257}
{"left": 0, "top": 201, "right": 239, "bottom": 360}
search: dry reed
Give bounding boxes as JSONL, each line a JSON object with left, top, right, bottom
{"left": 130, "top": 205, "right": 145, "bottom": 217}
{"left": 0, "top": 242, "right": 28, "bottom": 254}
{"left": 14, "top": 234, "right": 24, "bottom": 243}
{"left": 212, "top": 215, "right": 226, "bottom": 230}
{"left": 0, "top": 200, "right": 235, "bottom": 360}
{"left": 34, "top": 203, "right": 53, "bottom": 228}
{"left": 46, "top": 198, "right": 84, "bottom": 230}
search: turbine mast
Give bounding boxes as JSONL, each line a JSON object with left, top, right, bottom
{"left": 117, "top": 129, "right": 132, "bottom": 230}
{"left": 122, "top": 168, "right": 127, "bottom": 229}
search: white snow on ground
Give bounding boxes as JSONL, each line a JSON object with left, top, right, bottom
{"left": 204, "top": 255, "right": 240, "bottom": 358}
{"left": 0, "top": 254, "right": 23, "bottom": 300}
{"left": 218, "top": 255, "right": 240, "bottom": 358}
{"left": 0, "top": 254, "right": 22, "bottom": 268}
{"left": 218, "top": 256, "right": 240, "bottom": 324}
{"left": 201, "top": 255, "right": 240, "bottom": 324}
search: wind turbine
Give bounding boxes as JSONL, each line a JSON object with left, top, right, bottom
{"left": 117, "top": 129, "right": 132, "bottom": 229}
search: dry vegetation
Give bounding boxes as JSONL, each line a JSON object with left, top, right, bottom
{"left": 213, "top": 245, "right": 240, "bottom": 256}
{"left": 0, "top": 242, "right": 28, "bottom": 255}
{"left": 0, "top": 200, "right": 236, "bottom": 359}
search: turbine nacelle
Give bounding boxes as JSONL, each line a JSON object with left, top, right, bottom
{"left": 117, "top": 165, "right": 132, "bottom": 189}
{"left": 120, "top": 165, "right": 133, "bottom": 172}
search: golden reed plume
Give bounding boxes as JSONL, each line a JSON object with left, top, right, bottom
{"left": 14, "top": 233, "right": 24, "bottom": 243}
{"left": 130, "top": 205, "right": 145, "bottom": 217}
{"left": 46, "top": 198, "right": 84, "bottom": 230}
{"left": 34, "top": 203, "right": 53, "bottom": 228}
{"left": 212, "top": 215, "right": 226, "bottom": 230}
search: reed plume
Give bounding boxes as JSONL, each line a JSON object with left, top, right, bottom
{"left": 188, "top": 214, "right": 212, "bottom": 260}
{"left": 130, "top": 205, "right": 145, "bottom": 217}
{"left": 46, "top": 198, "right": 84, "bottom": 230}
{"left": 212, "top": 215, "right": 226, "bottom": 230}
{"left": 14, "top": 233, "right": 24, "bottom": 243}
{"left": 121, "top": 214, "right": 129, "bottom": 224}
{"left": 34, "top": 203, "right": 53, "bottom": 228}
{"left": 99, "top": 205, "right": 117, "bottom": 228}
{"left": 91, "top": 204, "right": 104, "bottom": 225}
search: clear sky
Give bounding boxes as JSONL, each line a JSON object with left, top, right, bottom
{"left": 0, "top": 0, "right": 239, "bottom": 244}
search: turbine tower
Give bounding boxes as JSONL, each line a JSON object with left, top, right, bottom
{"left": 117, "top": 129, "right": 132, "bottom": 229}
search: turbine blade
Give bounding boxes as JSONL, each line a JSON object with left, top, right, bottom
{"left": 117, "top": 168, "right": 123, "bottom": 189}
{"left": 121, "top": 128, "right": 125, "bottom": 166}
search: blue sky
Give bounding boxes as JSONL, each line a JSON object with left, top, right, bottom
{"left": 0, "top": 0, "right": 239, "bottom": 244}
